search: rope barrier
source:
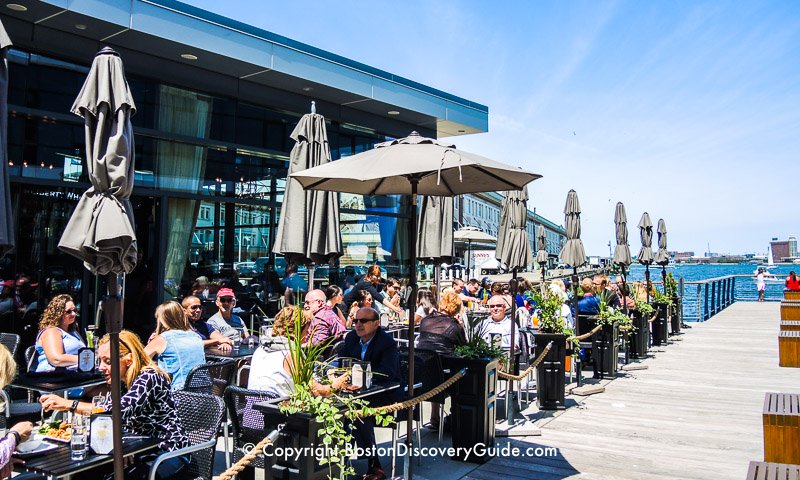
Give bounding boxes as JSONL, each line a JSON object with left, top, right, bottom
{"left": 569, "top": 324, "right": 603, "bottom": 342}
{"left": 498, "top": 341, "right": 553, "bottom": 381}
{"left": 217, "top": 368, "right": 467, "bottom": 480}
{"left": 647, "top": 307, "right": 661, "bottom": 324}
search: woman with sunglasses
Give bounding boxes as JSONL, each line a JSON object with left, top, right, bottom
{"left": 32, "top": 294, "right": 85, "bottom": 372}
{"left": 41, "top": 331, "right": 190, "bottom": 480}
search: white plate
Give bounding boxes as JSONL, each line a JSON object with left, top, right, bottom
{"left": 14, "top": 441, "right": 59, "bottom": 458}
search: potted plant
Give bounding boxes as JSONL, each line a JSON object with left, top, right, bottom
{"left": 259, "top": 308, "right": 393, "bottom": 480}
{"left": 532, "top": 289, "right": 575, "bottom": 410}
{"left": 630, "top": 298, "right": 653, "bottom": 358}
{"left": 594, "top": 293, "right": 633, "bottom": 377}
{"left": 650, "top": 290, "right": 673, "bottom": 346}
{"left": 442, "top": 314, "right": 503, "bottom": 463}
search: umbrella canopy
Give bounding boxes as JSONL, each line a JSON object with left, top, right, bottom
{"left": 559, "top": 189, "right": 586, "bottom": 267}
{"left": 58, "top": 47, "right": 137, "bottom": 275}
{"left": 290, "top": 131, "right": 540, "bottom": 195}
{"left": 417, "top": 195, "right": 453, "bottom": 262}
{"left": 536, "top": 225, "right": 548, "bottom": 264}
{"left": 454, "top": 226, "right": 497, "bottom": 243}
{"left": 613, "top": 202, "right": 632, "bottom": 267}
{"left": 638, "top": 212, "right": 654, "bottom": 265}
{"left": 496, "top": 187, "right": 532, "bottom": 271}
{"left": 0, "top": 21, "right": 12, "bottom": 257}
{"left": 273, "top": 112, "right": 341, "bottom": 266}
{"left": 655, "top": 218, "right": 669, "bottom": 266}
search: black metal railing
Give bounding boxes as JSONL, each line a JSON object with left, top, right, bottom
{"left": 679, "top": 274, "right": 782, "bottom": 322}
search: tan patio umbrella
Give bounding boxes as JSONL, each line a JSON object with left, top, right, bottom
{"left": 638, "top": 212, "right": 655, "bottom": 301}
{"left": 495, "top": 186, "right": 531, "bottom": 422}
{"left": 291, "top": 130, "right": 540, "bottom": 479}
{"left": 0, "top": 21, "right": 13, "bottom": 257}
{"left": 417, "top": 196, "right": 453, "bottom": 296}
{"left": 273, "top": 105, "right": 341, "bottom": 290}
{"left": 558, "top": 189, "right": 587, "bottom": 386}
{"left": 656, "top": 218, "right": 669, "bottom": 290}
{"left": 613, "top": 202, "right": 632, "bottom": 267}
{"left": 58, "top": 47, "right": 137, "bottom": 480}
{"left": 454, "top": 226, "right": 496, "bottom": 276}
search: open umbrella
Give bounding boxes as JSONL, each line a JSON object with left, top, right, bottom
{"left": 558, "top": 189, "right": 587, "bottom": 385}
{"left": 58, "top": 47, "right": 137, "bottom": 480}
{"left": 454, "top": 226, "right": 496, "bottom": 277}
{"left": 417, "top": 195, "right": 453, "bottom": 297}
{"left": 495, "top": 186, "right": 531, "bottom": 423}
{"left": 656, "top": 218, "right": 669, "bottom": 289}
{"left": 273, "top": 105, "right": 341, "bottom": 290}
{"left": 638, "top": 212, "right": 654, "bottom": 301}
{"left": 291, "top": 130, "right": 540, "bottom": 478}
{"left": 0, "top": 20, "right": 13, "bottom": 257}
{"left": 536, "top": 225, "right": 548, "bottom": 287}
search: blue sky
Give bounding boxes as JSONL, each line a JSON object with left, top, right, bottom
{"left": 190, "top": 0, "right": 800, "bottom": 257}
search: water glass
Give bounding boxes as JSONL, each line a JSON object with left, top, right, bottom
{"left": 247, "top": 334, "right": 257, "bottom": 349}
{"left": 232, "top": 331, "right": 242, "bottom": 351}
{"left": 70, "top": 414, "right": 88, "bottom": 461}
{"left": 259, "top": 325, "right": 271, "bottom": 347}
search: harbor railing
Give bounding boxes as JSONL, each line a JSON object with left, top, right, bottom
{"left": 678, "top": 274, "right": 782, "bottom": 322}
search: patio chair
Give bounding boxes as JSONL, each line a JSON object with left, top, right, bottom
{"left": 413, "top": 348, "right": 450, "bottom": 444}
{"left": 224, "top": 385, "right": 281, "bottom": 480}
{"left": 24, "top": 345, "right": 37, "bottom": 373}
{"left": 0, "top": 332, "right": 20, "bottom": 357}
{"left": 385, "top": 348, "right": 428, "bottom": 477}
{"left": 183, "top": 358, "right": 237, "bottom": 396}
{"left": 147, "top": 390, "right": 224, "bottom": 480}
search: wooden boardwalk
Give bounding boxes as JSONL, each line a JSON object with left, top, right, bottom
{"left": 464, "top": 301, "right": 800, "bottom": 480}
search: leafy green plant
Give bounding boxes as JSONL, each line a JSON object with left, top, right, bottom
{"left": 597, "top": 292, "right": 634, "bottom": 331}
{"left": 664, "top": 272, "right": 678, "bottom": 298}
{"left": 532, "top": 289, "right": 578, "bottom": 351}
{"left": 454, "top": 313, "right": 503, "bottom": 360}
{"left": 651, "top": 289, "right": 674, "bottom": 307}
{"left": 279, "top": 302, "right": 394, "bottom": 480}
{"left": 634, "top": 298, "right": 654, "bottom": 317}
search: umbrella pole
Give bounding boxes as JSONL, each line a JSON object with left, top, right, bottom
{"left": 661, "top": 267, "right": 667, "bottom": 293}
{"left": 467, "top": 240, "right": 471, "bottom": 278}
{"left": 507, "top": 271, "right": 518, "bottom": 424}
{"left": 106, "top": 273, "right": 125, "bottom": 480}
{"left": 572, "top": 267, "right": 582, "bottom": 388}
{"left": 621, "top": 266, "right": 630, "bottom": 365}
{"left": 404, "top": 176, "right": 420, "bottom": 480}
{"left": 645, "top": 266, "right": 651, "bottom": 303}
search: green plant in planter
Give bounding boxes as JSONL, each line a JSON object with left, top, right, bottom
{"left": 634, "top": 297, "right": 654, "bottom": 317}
{"left": 664, "top": 272, "right": 678, "bottom": 298}
{"left": 597, "top": 292, "right": 634, "bottom": 331}
{"left": 532, "top": 289, "right": 578, "bottom": 351}
{"left": 279, "top": 305, "right": 394, "bottom": 480}
{"left": 651, "top": 289, "right": 674, "bottom": 307}
{"left": 454, "top": 312, "right": 503, "bottom": 360}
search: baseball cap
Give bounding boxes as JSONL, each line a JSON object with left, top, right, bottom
{"left": 216, "top": 288, "right": 236, "bottom": 299}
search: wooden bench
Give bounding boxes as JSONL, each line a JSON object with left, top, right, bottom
{"left": 780, "top": 321, "right": 800, "bottom": 332}
{"left": 779, "top": 332, "right": 800, "bottom": 367}
{"left": 786, "top": 291, "right": 800, "bottom": 301}
{"left": 781, "top": 301, "right": 800, "bottom": 321}
{"left": 763, "top": 393, "right": 800, "bottom": 464}
{"left": 746, "top": 461, "right": 800, "bottom": 479}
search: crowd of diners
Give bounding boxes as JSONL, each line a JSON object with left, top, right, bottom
{"left": 1, "top": 265, "right": 659, "bottom": 480}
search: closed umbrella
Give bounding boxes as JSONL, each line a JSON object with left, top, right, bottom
{"left": 495, "top": 186, "right": 531, "bottom": 422}
{"left": 0, "top": 21, "right": 13, "bottom": 257}
{"left": 613, "top": 202, "right": 632, "bottom": 267}
{"left": 656, "top": 218, "right": 669, "bottom": 290}
{"left": 273, "top": 106, "right": 341, "bottom": 290}
{"left": 454, "top": 226, "right": 496, "bottom": 277}
{"left": 638, "top": 212, "right": 654, "bottom": 301}
{"left": 536, "top": 225, "right": 548, "bottom": 287}
{"left": 291, "top": 130, "right": 540, "bottom": 478}
{"left": 417, "top": 196, "right": 453, "bottom": 296}
{"left": 57, "top": 47, "right": 137, "bottom": 480}
{"left": 558, "top": 189, "right": 587, "bottom": 386}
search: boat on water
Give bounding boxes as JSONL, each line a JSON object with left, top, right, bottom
{"left": 754, "top": 268, "right": 783, "bottom": 283}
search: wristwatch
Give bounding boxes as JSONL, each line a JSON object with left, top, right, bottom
{"left": 69, "top": 399, "right": 79, "bottom": 413}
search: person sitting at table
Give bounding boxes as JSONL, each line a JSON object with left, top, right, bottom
{"left": 414, "top": 289, "right": 437, "bottom": 324}
{"left": 786, "top": 271, "right": 800, "bottom": 291}
{"left": 347, "top": 289, "right": 377, "bottom": 325}
{"left": 33, "top": 294, "right": 85, "bottom": 372}
{"left": 479, "top": 295, "right": 521, "bottom": 350}
{"left": 304, "top": 289, "right": 346, "bottom": 346}
{"left": 577, "top": 278, "right": 600, "bottom": 315}
{"left": 377, "top": 277, "right": 402, "bottom": 313}
{"left": 0, "top": 344, "right": 39, "bottom": 480}
{"left": 181, "top": 295, "right": 232, "bottom": 351}
{"left": 477, "top": 277, "right": 493, "bottom": 304}
{"left": 343, "top": 266, "right": 403, "bottom": 317}
{"left": 40, "top": 331, "right": 190, "bottom": 480}
{"left": 415, "top": 289, "right": 466, "bottom": 429}
{"left": 206, "top": 288, "right": 248, "bottom": 342}
{"left": 325, "top": 285, "right": 349, "bottom": 329}
{"left": 339, "top": 307, "right": 401, "bottom": 480}
{"left": 145, "top": 301, "right": 206, "bottom": 390}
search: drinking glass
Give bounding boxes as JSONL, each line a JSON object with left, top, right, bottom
{"left": 70, "top": 414, "right": 88, "bottom": 460}
{"left": 92, "top": 395, "right": 106, "bottom": 414}
{"left": 247, "top": 334, "right": 257, "bottom": 349}
{"left": 259, "top": 325, "right": 271, "bottom": 347}
{"left": 232, "top": 330, "right": 242, "bottom": 351}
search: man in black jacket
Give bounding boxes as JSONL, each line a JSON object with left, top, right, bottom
{"left": 340, "top": 307, "right": 401, "bottom": 480}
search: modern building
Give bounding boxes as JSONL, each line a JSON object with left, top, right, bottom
{"left": 771, "top": 240, "right": 790, "bottom": 263}
{"left": 790, "top": 235, "right": 797, "bottom": 259}
{"left": 456, "top": 192, "right": 566, "bottom": 267}
{"left": 0, "top": 0, "right": 488, "bottom": 338}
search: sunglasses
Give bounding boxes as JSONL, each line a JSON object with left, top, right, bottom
{"left": 488, "top": 304, "right": 505, "bottom": 309}
{"left": 218, "top": 297, "right": 235, "bottom": 303}
{"left": 188, "top": 305, "right": 203, "bottom": 310}
{"left": 354, "top": 317, "right": 377, "bottom": 324}
{"left": 64, "top": 308, "right": 78, "bottom": 314}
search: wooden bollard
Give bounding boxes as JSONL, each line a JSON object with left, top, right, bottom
{"left": 781, "top": 301, "right": 800, "bottom": 321}
{"left": 763, "top": 393, "right": 800, "bottom": 464}
{"left": 785, "top": 291, "right": 800, "bottom": 301}
{"left": 779, "top": 331, "right": 800, "bottom": 367}
{"left": 780, "top": 321, "right": 800, "bottom": 332}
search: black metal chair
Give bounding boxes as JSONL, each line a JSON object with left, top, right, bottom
{"left": 24, "top": 345, "right": 37, "bottom": 373}
{"left": 183, "top": 358, "right": 237, "bottom": 397}
{"left": 224, "top": 385, "right": 281, "bottom": 480}
{"left": 0, "top": 332, "right": 20, "bottom": 357}
{"left": 413, "top": 348, "right": 450, "bottom": 443}
{"left": 387, "top": 348, "right": 428, "bottom": 476}
{"left": 147, "top": 390, "right": 225, "bottom": 480}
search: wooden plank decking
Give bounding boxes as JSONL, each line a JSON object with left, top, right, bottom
{"left": 464, "top": 301, "right": 800, "bottom": 480}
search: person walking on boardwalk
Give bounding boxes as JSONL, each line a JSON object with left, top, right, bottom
{"left": 756, "top": 268, "right": 766, "bottom": 302}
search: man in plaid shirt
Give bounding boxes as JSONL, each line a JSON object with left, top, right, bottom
{"left": 303, "top": 289, "right": 345, "bottom": 345}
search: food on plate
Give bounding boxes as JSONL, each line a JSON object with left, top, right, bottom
{"left": 37, "top": 420, "right": 72, "bottom": 441}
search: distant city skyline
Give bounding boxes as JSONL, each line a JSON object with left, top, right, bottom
{"left": 190, "top": 0, "right": 800, "bottom": 257}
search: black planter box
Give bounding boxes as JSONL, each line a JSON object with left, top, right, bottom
{"left": 441, "top": 355, "right": 499, "bottom": 463}
{"left": 671, "top": 297, "right": 682, "bottom": 334}
{"left": 592, "top": 324, "right": 619, "bottom": 376}
{"left": 628, "top": 310, "right": 649, "bottom": 358}
{"left": 255, "top": 400, "right": 339, "bottom": 480}
{"left": 533, "top": 333, "right": 567, "bottom": 410}
{"left": 651, "top": 302, "right": 671, "bottom": 346}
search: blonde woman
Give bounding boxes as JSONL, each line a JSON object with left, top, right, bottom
{"left": 0, "top": 345, "right": 34, "bottom": 479}
{"left": 33, "top": 294, "right": 85, "bottom": 372}
{"left": 145, "top": 301, "right": 206, "bottom": 390}
{"left": 41, "top": 331, "right": 190, "bottom": 479}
